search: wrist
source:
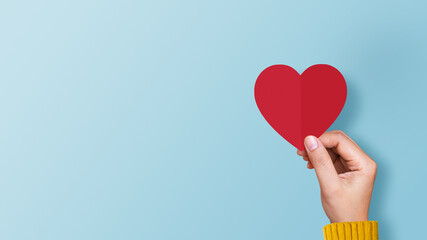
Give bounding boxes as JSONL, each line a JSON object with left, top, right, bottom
{"left": 329, "top": 213, "right": 368, "bottom": 223}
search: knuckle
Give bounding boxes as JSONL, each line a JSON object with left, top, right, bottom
{"left": 371, "top": 161, "right": 377, "bottom": 169}
{"left": 332, "top": 130, "right": 347, "bottom": 138}
{"left": 317, "top": 158, "right": 329, "bottom": 168}
{"left": 368, "top": 161, "right": 377, "bottom": 172}
{"left": 363, "top": 160, "right": 377, "bottom": 175}
{"left": 313, "top": 154, "right": 330, "bottom": 168}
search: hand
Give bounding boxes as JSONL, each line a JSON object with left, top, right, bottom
{"left": 297, "top": 130, "right": 377, "bottom": 223}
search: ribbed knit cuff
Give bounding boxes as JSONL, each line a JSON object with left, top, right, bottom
{"left": 323, "top": 221, "right": 378, "bottom": 240}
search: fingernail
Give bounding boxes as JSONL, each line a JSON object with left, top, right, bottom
{"left": 305, "top": 136, "right": 318, "bottom": 151}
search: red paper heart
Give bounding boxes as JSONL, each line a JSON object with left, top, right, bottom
{"left": 254, "top": 64, "right": 347, "bottom": 150}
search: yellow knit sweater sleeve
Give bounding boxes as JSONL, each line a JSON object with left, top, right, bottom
{"left": 323, "top": 221, "right": 378, "bottom": 240}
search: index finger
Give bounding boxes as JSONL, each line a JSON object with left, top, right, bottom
{"left": 319, "top": 130, "right": 371, "bottom": 165}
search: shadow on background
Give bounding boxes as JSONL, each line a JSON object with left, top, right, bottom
{"left": 330, "top": 79, "right": 392, "bottom": 240}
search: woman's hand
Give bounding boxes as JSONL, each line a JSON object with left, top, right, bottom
{"left": 297, "top": 130, "right": 377, "bottom": 223}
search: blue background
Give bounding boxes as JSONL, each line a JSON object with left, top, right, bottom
{"left": 0, "top": 0, "right": 426, "bottom": 239}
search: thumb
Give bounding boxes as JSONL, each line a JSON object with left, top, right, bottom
{"left": 304, "top": 135, "right": 339, "bottom": 189}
